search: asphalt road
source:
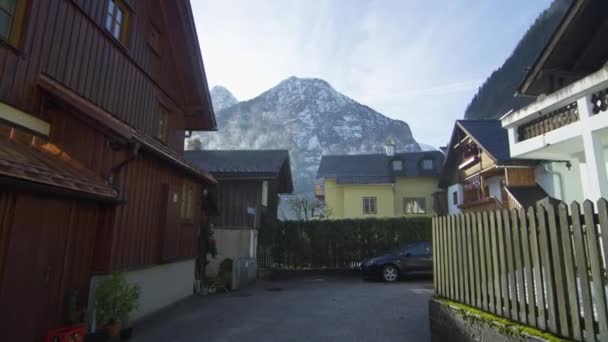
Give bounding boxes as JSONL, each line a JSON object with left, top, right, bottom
{"left": 132, "top": 275, "right": 433, "bottom": 342}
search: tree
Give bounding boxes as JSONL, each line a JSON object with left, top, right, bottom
{"left": 286, "top": 195, "right": 331, "bottom": 221}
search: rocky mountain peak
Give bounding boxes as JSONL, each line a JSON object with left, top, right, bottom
{"left": 210, "top": 85, "right": 238, "bottom": 112}
{"left": 202, "top": 77, "right": 420, "bottom": 193}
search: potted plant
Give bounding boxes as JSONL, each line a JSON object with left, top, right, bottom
{"left": 95, "top": 273, "right": 140, "bottom": 340}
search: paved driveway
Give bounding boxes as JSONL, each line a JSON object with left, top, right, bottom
{"left": 132, "top": 275, "right": 433, "bottom": 342}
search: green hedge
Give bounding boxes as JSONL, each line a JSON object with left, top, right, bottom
{"left": 258, "top": 217, "right": 432, "bottom": 269}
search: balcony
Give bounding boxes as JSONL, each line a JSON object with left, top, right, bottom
{"left": 502, "top": 67, "right": 608, "bottom": 161}
{"left": 501, "top": 66, "right": 608, "bottom": 201}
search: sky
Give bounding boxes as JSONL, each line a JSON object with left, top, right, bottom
{"left": 191, "top": 0, "right": 553, "bottom": 148}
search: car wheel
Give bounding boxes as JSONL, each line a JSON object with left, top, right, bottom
{"left": 382, "top": 265, "right": 399, "bottom": 282}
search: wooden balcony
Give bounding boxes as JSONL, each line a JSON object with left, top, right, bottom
{"left": 517, "top": 102, "right": 579, "bottom": 142}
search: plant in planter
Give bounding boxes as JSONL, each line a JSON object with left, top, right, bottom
{"left": 95, "top": 273, "right": 140, "bottom": 340}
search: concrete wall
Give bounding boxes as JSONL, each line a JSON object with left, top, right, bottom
{"left": 394, "top": 176, "right": 439, "bottom": 215}
{"left": 447, "top": 184, "right": 463, "bottom": 215}
{"left": 485, "top": 176, "right": 504, "bottom": 201}
{"left": 429, "top": 298, "right": 559, "bottom": 342}
{"left": 342, "top": 184, "right": 395, "bottom": 218}
{"left": 89, "top": 259, "right": 196, "bottom": 327}
{"left": 324, "top": 177, "right": 440, "bottom": 219}
{"left": 207, "top": 228, "right": 256, "bottom": 277}
{"left": 535, "top": 161, "right": 584, "bottom": 204}
{"left": 324, "top": 178, "right": 344, "bottom": 218}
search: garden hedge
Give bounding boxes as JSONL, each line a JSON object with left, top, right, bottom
{"left": 258, "top": 216, "right": 432, "bottom": 269}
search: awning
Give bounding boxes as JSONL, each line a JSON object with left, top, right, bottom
{"left": 0, "top": 124, "right": 118, "bottom": 201}
{"left": 38, "top": 75, "right": 216, "bottom": 184}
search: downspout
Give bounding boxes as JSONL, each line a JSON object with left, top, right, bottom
{"left": 109, "top": 141, "right": 141, "bottom": 202}
{"left": 542, "top": 161, "right": 570, "bottom": 201}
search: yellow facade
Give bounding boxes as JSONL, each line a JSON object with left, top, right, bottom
{"left": 324, "top": 176, "right": 439, "bottom": 219}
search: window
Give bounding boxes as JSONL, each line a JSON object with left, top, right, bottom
{"left": 392, "top": 160, "right": 403, "bottom": 171}
{"left": 404, "top": 198, "right": 426, "bottom": 214}
{"left": 157, "top": 105, "right": 169, "bottom": 143}
{"left": 401, "top": 242, "right": 427, "bottom": 257}
{"left": 422, "top": 159, "right": 433, "bottom": 170}
{"left": 0, "top": 0, "right": 26, "bottom": 45}
{"left": 180, "top": 182, "right": 195, "bottom": 221}
{"left": 452, "top": 191, "right": 458, "bottom": 205}
{"left": 105, "top": 0, "right": 130, "bottom": 45}
{"left": 363, "top": 197, "right": 377, "bottom": 214}
{"left": 261, "top": 181, "right": 268, "bottom": 207}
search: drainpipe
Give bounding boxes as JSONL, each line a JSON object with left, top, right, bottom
{"left": 542, "top": 161, "right": 569, "bottom": 201}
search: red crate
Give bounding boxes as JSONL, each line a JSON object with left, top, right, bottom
{"left": 44, "top": 324, "right": 87, "bottom": 342}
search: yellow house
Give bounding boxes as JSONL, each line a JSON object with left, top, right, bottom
{"left": 316, "top": 143, "right": 445, "bottom": 219}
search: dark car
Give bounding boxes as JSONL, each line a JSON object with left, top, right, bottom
{"left": 360, "top": 241, "right": 433, "bottom": 282}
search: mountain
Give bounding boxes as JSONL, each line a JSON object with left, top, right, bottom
{"left": 210, "top": 85, "right": 239, "bottom": 112}
{"left": 464, "top": 0, "right": 572, "bottom": 119}
{"left": 195, "top": 76, "right": 420, "bottom": 194}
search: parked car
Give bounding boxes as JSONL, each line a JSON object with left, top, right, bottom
{"left": 360, "top": 241, "right": 432, "bottom": 282}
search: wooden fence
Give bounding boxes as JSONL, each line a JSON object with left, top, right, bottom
{"left": 433, "top": 199, "right": 608, "bottom": 342}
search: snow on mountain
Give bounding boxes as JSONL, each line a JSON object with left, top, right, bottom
{"left": 210, "top": 85, "right": 238, "bottom": 112}
{"left": 196, "top": 76, "right": 420, "bottom": 194}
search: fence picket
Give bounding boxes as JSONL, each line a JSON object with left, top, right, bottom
{"left": 557, "top": 203, "right": 581, "bottom": 340}
{"left": 599, "top": 199, "right": 608, "bottom": 273}
{"left": 432, "top": 200, "right": 608, "bottom": 342}
{"left": 447, "top": 215, "right": 455, "bottom": 300}
{"left": 503, "top": 209, "right": 517, "bottom": 321}
{"left": 483, "top": 212, "right": 495, "bottom": 314}
{"left": 511, "top": 209, "right": 526, "bottom": 324}
{"left": 528, "top": 206, "right": 546, "bottom": 331}
{"left": 432, "top": 217, "right": 438, "bottom": 294}
{"left": 454, "top": 215, "right": 462, "bottom": 302}
{"left": 537, "top": 204, "right": 558, "bottom": 334}
{"left": 583, "top": 200, "right": 608, "bottom": 341}
{"left": 519, "top": 208, "right": 537, "bottom": 328}
{"left": 489, "top": 211, "right": 502, "bottom": 316}
{"left": 545, "top": 202, "right": 571, "bottom": 338}
{"left": 571, "top": 202, "right": 594, "bottom": 342}
{"left": 471, "top": 213, "right": 481, "bottom": 308}
{"left": 441, "top": 216, "right": 449, "bottom": 297}
{"left": 463, "top": 214, "right": 474, "bottom": 305}
{"left": 477, "top": 212, "right": 488, "bottom": 312}
{"left": 497, "top": 210, "right": 509, "bottom": 316}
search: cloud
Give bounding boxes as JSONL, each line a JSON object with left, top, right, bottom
{"left": 192, "top": 0, "right": 553, "bottom": 147}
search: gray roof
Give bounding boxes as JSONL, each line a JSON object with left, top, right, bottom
{"left": 506, "top": 185, "right": 560, "bottom": 209}
{"left": 184, "top": 150, "right": 290, "bottom": 177}
{"left": 457, "top": 120, "right": 511, "bottom": 162}
{"left": 317, "top": 151, "right": 445, "bottom": 184}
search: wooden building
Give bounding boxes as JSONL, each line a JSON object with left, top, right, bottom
{"left": 0, "top": 0, "right": 216, "bottom": 340}
{"left": 184, "top": 150, "right": 293, "bottom": 276}
{"left": 438, "top": 120, "right": 556, "bottom": 215}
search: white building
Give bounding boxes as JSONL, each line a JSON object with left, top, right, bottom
{"left": 501, "top": 0, "right": 608, "bottom": 203}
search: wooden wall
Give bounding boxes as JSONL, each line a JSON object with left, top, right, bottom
{"left": 97, "top": 152, "right": 203, "bottom": 272}
{"left": 213, "top": 179, "right": 264, "bottom": 229}
{"left": 0, "top": 0, "right": 193, "bottom": 153}
{"left": 505, "top": 168, "right": 536, "bottom": 187}
{"left": 0, "top": 193, "right": 104, "bottom": 342}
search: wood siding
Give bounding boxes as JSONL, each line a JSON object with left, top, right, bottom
{"left": 0, "top": 0, "right": 197, "bottom": 154}
{"left": 105, "top": 154, "right": 203, "bottom": 271}
{"left": 0, "top": 193, "right": 104, "bottom": 342}
{"left": 505, "top": 168, "right": 536, "bottom": 187}
{"left": 212, "top": 179, "right": 280, "bottom": 229}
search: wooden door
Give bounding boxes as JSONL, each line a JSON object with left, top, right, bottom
{"left": 0, "top": 195, "right": 80, "bottom": 341}
{"left": 160, "top": 184, "right": 181, "bottom": 261}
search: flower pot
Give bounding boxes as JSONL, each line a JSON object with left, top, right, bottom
{"left": 120, "top": 327, "right": 133, "bottom": 340}
{"left": 105, "top": 321, "right": 122, "bottom": 337}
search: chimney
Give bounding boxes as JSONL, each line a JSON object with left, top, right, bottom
{"left": 384, "top": 138, "right": 396, "bottom": 157}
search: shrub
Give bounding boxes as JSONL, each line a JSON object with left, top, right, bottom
{"left": 95, "top": 273, "right": 140, "bottom": 327}
{"left": 258, "top": 216, "right": 432, "bottom": 269}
